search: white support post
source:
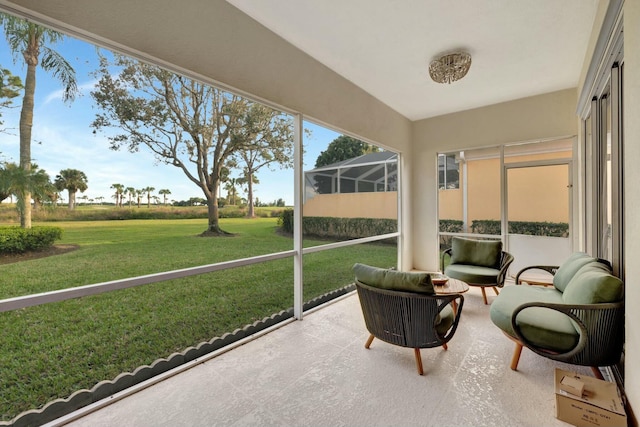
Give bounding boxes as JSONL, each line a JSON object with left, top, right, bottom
{"left": 293, "top": 114, "right": 304, "bottom": 320}
{"left": 500, "top": 146, "right": 507, "bottom": 245}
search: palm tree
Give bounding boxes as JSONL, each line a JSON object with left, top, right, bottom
{"left": 224, "top": 178, "right": 238, "bottom": 205}
{"left": 125, "top": 186, "right": 136, "bottom": 207}
{"left": 158, "top": 188, "right": 171, "bottom": 206}
{"left": 0, "top": 162, "right": 53, "bottom": 218}
{"left": 143, "top": 186, "right": 155, "bottom": 208}
{"left": 136, "top": 189, "right": 143, "bottom": 208}
{"left": 54, "top": 168, "right": 88, "bottom": 210}
{"left": 1, "top": 13, "right": 77, "bottom": 228}
{"left": 110, "top": 183, "right": 124, "bottom": 207}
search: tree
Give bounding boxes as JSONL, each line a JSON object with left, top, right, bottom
{"left": 236, "top": 171, "right": 259, "bottom": 214}
{"left": 0, "top": 162, "right": 53, "bottom": 218}
{"left": 224, "top": 177, "right": 239, "bottom": 205}
{"left": 0, "top": 66, "right": 22, "bottom": 130}
{"left": 91, "top": 54, "right": 293, "bottom": 235}
{"left": 158, "top": 188, "right": 171, "bottom": 206}
{"left": 110, "top": 183, "right": 124, "bottom": 207}
{"left": 135, "top": 189, "right": 143, "bottom": 208}
{"left": 54, "top": 168, "right": 88, "bottom": 210}
{"left": 314, "top": 135, "right": 379, "bottom": 168}
{"left": 1, "top": 13, "right": 78, "bottom": 228}
{"left": 231, "top": 103, "right": 293, "bottom": 218}
{"left": 125, "top": 186, "right": 136, "bottom": 207}
{"left": 143, "top": 186, "right": 155, "bottom": 208}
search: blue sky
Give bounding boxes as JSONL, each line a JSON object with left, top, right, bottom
{"left": 0, "top": 29, "right": 340, "bottom": 206}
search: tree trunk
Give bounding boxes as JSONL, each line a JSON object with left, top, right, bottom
{"left": 19, "top": 54, "right": 38, "bottom": 228}
{"left": 68, "top": 190, "right": 75, "bottom": 210}
{"left": 202, "top": 182, "right": 230, "bottom": 236}
{"left": 246, "top": 172, "right": 255, "bottom": 218}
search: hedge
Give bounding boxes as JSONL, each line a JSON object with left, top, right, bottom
{"left": 0, "top": 226, "right": 64, "bottom": 254}
{"left": 470, "top": 219, "right": 569, "bottom": 237}
{"left": 277, "top": 211, "right": 569, "bottom": 242}
{"left": 278, "top": 210, "right": 396, "bottom": 241}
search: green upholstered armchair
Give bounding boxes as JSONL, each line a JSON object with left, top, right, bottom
{"left": 440, "top": 237, "right": 514, "bottom": 304}
{"left": 490, "top": 253, "right": 624, "bottom": 379}
{"left": 353, "top": 263, "right": 464, "bottom": 375}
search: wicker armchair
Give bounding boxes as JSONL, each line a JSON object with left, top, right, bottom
{"left": 441, "top": 237, "right": 514, "bottom": 304}
{"left": 355, "top": 279, "right": 464, "bottom": 375}
{"left": 490, "top": 254, "right": 624, "bottom": 379}
{"left": 510, "top": 300, "right": 624, "bottom": 376}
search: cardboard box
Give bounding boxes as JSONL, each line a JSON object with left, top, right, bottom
{"left": 560, "top": 375, "right": 586, "bottom": 397}
{"left": 555, "top": 368, "right": 627, "bottom": 427}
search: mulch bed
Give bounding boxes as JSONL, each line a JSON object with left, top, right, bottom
{"left": 0, "top": 244, "right": 80, "bottom": 265}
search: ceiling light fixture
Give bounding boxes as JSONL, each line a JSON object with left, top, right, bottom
{"left": 429, "top": 52, "right": 472, "bottom": 84}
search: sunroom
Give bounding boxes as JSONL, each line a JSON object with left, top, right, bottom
{"left": 0, "top": 0, "right": 637, "bottom": 426}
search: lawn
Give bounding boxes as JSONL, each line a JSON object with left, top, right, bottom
{"left": 0, "top": 217, "right": 396, "bottom": 422}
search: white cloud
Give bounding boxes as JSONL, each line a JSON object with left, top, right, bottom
{"left": 43, "top": 79, "right": 98, "bottom": 105}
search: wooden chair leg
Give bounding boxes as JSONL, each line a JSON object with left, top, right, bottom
{"left": 510, "top": 342, "right": 523, "bottom": 370}
{"left": 492, "top": 287, "right": 500, "bottom": 295}
{"left": 414, "top": 348, "right": 424, "bottom": 375}
{"left": 442, "top": 342, "right": 448, "bottom": 351}
{"left": 365, "top": 334, "right": 375, "bottom": 349}
{"left": 451, "top": 299, "right": 458, "bottom": 314}
{"left": 591, "top": 366, "right": 604, "bottom": 380}
{"left": 481, "top": 287, "right": 488, "bottom": 305}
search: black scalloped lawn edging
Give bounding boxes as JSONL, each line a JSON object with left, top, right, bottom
{"left": 2, "top": 285, "right": 356, "bottom": 427}
{"left": 303, "top": 283, "right": 355, "bottom": 312}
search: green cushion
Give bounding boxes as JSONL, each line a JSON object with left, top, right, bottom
{"left": 444, "top": 264, "right": 499, "bottom": 285}
{"left": 352, "top": 263, "right": 434, "bottom": 294}
{"left": 449, "top": 237, "right": 502, "bottom": 268}
{"left": 553, "top": 252, "right": 597, "bottom": 292}
{"left": 562, "top": 263, "right": 624, "bottom": 304}
{"left": 435, "top": 303, "right": 455, "bottom": 336}
{"left": 490, "top": 285, "right": 578, "bottom": 352}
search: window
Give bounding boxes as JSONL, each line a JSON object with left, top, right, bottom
{"left": 438, "top": 153, "right": 459, "bottom": 189}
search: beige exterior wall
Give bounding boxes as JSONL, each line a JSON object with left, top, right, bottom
{"left": 438, "top": 189, "right": 463, "bottom": 220}
{"left": 439, "top": 150, "right": 572, "bottom": 224}
{"left": 303, "top": 192, "right": 397, "bottom": 219}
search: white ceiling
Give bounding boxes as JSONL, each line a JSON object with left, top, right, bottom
{"left": 227, "top": 0, "right": 598, "bottom": 121}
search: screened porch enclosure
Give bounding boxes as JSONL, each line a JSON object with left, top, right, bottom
{"left": 438, "top": 138, "right": 574, "bottom": 277}
{"left": 304, "top": 151, "right": 398, "bottom": 201}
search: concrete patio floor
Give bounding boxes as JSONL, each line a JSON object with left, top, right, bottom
{"left": 53, "top": 285, "right": 592, "bottom": 427}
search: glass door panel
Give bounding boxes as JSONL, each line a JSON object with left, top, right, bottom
{"left": 506, "top": 164, "right": 571, "bottom": 278}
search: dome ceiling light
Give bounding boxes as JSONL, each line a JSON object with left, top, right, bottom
{"left": 429, "top": 52, "right": 472, "bottom": 84}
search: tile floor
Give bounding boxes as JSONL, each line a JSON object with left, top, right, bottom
{"left": 52, "top": 285, "right": 592, "bottom": 427}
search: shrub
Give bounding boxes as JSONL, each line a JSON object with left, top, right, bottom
{"left": 439, "top": 219, "right": 464, "bottom": 250}
{"left": 439, "top": 219, "right": 464, "bottom": 233}
{"left": 470, "top": 219, "right": 569, "bottom": 237}
{"left": 470, "top": 219, "right": 502, "bottom": 235}
{"left": 0, "top": 226, "right": 63, "bottom": 254}
{"left": 277, "top": 211, "right": 397, "bottom": 241}
{"left": 278, "top": 209, "right": 294, "bottom": 233}
{"left": 219, "top": 206, "right": 246, "bottom": 218}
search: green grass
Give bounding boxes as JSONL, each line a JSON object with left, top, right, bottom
{"left": 0, "top": 217, "right": 395, "bottom": 421}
